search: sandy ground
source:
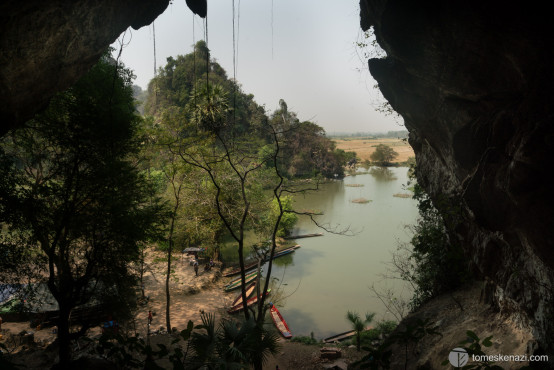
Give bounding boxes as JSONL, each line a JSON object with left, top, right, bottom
{"left": 334, "top": 138, "right": 415, "bottom": 163}
{"left": 135, "top": 248, "right": 233, "bottom": 333}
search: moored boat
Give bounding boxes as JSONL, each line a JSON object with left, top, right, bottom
{"left": 283, "top": 233, "right": 323, "bottom": 240}
{"left": 266, "top": 245, "right": 300, "bottom": 261}
{"left": 228, "top": 288, "right": 271, "bottom": 313}
{"left": 224, "top": 270, "right": 258, "bottom": 292}
{"left": 269, "top": 303, "right": 292, "bottom": 338}
{"left": 322, "top": 326, "right": 372, "bottom": 343}
{"left": 322, "top": 329, "right": 355, "bottom": 343}
{"left": 223, "top": 261, "right": 259, "bottom": 277}
{"left": 229, "top": 282, "right": 256, "bottom": 308}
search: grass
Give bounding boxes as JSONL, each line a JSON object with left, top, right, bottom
{"left": 291, "top": 333, "right": 319, "bottom": 345}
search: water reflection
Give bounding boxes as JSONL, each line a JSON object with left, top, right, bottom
{"left": 369, "top": 167, "right": 398, "bottom": 181}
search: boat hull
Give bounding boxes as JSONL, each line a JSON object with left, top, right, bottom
{"left": 228, "top": 289, "right": 271, "bottom": 313}
{"left": 224, "top": 271, "right": 258, "bottom": 292}
{"left": 229, "top": 282, "right": 256, "bottom": 307}
{"left": 270, "top": 304, "right": 292, "bottom": 338}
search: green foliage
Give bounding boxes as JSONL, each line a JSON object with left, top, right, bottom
{"left": 370, "top": 144, "right": 398, "bottom": 166}
{"left": 441, "top": 331, "right": 504, "bottom": 370}
{"left": 94, "top": 314, "right": 280, "bottom": 369}
{"left": 0, "top": 52, "right": 166, "bottom": 365}
{"left": 188, "top": 312, "right": 281, "bottom": 369}
{"left": 351, "top": 320, "right": 398, "bottom": 349}
{"left": 291, "top": 333, "right": 319, "bottom": 345}
{"left": 390, "top": 160, "right": 471, "bottom": 310}
{"left": 346, "top": 311, "right": 376, "bottom": 351}
{"left": 144, "top": 40, "right": 345, "bottom": 180}
{"left": 376, "top": 320, "right": 398, "bottom": 336}
{"left": 258, "top": 196, "right": 297, "bottom": 237}
{"left": 353, "top": 318, "right": 441, "bottom": 369}
{"left": 406, "top": 180, "right": 469, "bottom": 310}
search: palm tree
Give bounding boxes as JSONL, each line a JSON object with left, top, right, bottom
{"left": 188, "top": 312, "right": 281, "bottom": 369}
{"left": 346, "top": 311, "right": 376, "bottom": 351}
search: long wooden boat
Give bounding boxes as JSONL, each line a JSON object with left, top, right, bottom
{"left": 224, "top": 271, "right": 258, "bottom": 292}
{"left": 266, "top": 245, "right": 301, "bottom": 261}
{"left": 269, "top": 304, "right": 292, "bottom": 338}
{"left": 228, "top": 289, "right": 271, "bottom": 313}
{"left": 322, "top": 329, "right": 355, "bottom": 343}
{"left": 229, "top": 282, "right": 256, "bottom": 308}
{"left": 322, "top": 326, "right": 372, "bottom": 343}
{"left": 283, "top": 233, "right": 323, "bottom": 240}
{"left": 223, "top": 261, "right": 259, "bottom": 277}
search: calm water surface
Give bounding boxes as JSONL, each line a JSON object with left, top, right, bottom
{"left": 266, "top": 167, "right": 419, "bottom": 339}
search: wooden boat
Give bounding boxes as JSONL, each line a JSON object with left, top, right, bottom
{"left": 269, "top": 304, "right": 292, "bottom": 338}
{"left": 228, "top": 289, "right": 271, "bottom": 313}
{"left": 322, "top": 329, "right": 355, "bottom": 343}
{"left": 229, "top": 282, "right": 256, "bottom": 308}
{"left": 322, "top": 326, "right": 372, "bottom": 343}
{"left": 266, "top": 245, "right": 301, "bottom": 261}
{"left": 283, "top": 233, "right": 323, "bottom": 240}
{"left": 224, "top": 270, "right": 258, "bottom": 292}
{"left": 223, "top": 260, "right": 259, "bottom": 277}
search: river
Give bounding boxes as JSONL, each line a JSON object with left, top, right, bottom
{"left": 221, "top": 166, "right": 419, "bottom": 339}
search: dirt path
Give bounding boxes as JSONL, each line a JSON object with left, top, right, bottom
{"left": 135, "top": 248, "right": 235, "bottom": 333}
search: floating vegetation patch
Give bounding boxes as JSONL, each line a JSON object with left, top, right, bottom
{"left": 351, "top": 198, "right": 371, "bottom": 204}
{"left": 393, "top": 193, "right": 411, "bottom": 198}
{"left": 345, "top": 184, "right": 364, "bottom": 187}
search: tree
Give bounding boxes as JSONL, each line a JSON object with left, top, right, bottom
{"left": 370, "top": 144, "right": 398, "bottom": 166}
{"left": 259, "top": 196, "right": 298, "bottom": 237}
{"left": 346, "top": 311, "right": 376, "bottom": 351}
{"left": 0, "top": 53, "right": 164, "bottom": 367}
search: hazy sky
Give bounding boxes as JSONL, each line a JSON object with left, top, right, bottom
{"left": 112, "top": 0, "right": 403, "bottom": 133}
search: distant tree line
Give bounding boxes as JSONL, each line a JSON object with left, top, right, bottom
{"left": 329, "top": 130, "right": 408, "bottom": 139}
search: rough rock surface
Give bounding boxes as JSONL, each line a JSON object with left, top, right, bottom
{"left": 360, "top": 0, "right": 554, "bottom": 354}
{"left": 0, "top": 0, "right": 170, "bottom": 136}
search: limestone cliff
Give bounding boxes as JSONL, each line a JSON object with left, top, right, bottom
{"left": 0, "top": 0, "right": 170, "bottom": 136}
{"left": 360, "top": 0, "right": 554, "bottom": 354}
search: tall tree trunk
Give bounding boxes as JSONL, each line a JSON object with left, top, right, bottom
{"left": 56, "top": 304, "right": 72, "bottom": 368}
{"left": 166, "top": 206, "right": 178, "bottom": 332}
{"left": 140, "top": 247, "right": 145, "bottom": 299}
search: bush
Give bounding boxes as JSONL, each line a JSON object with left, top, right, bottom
{"left": 291, "top": 333, "right": 318, "bottom": 345}
{"left": 350, "top": 321, "right": 398, "bottom": 348}
{"left": 403, "top": 163, "right": 471, "bottom": 310}
{"left": 376, "top": 320, "right": 397, "bottom": 336}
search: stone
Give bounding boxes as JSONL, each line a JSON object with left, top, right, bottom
{"left": 320, "top": 347, "right": 342, "bottom": 360}
{"left": 0, "top": 0, "right": 171, "bottom": 135}
{"left": 360, "top": 0, "right": 554, "bottom": 354}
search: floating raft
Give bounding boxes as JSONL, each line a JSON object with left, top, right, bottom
{"left": 283, "top": 233, "right": 323, "bottom": 240}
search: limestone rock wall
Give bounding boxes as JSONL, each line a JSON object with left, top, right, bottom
{"left": 0, "top": 0, "right": 170, "bottom": 136}
{"left": 360, "top": 0, "right": 554, "bottom": 352}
